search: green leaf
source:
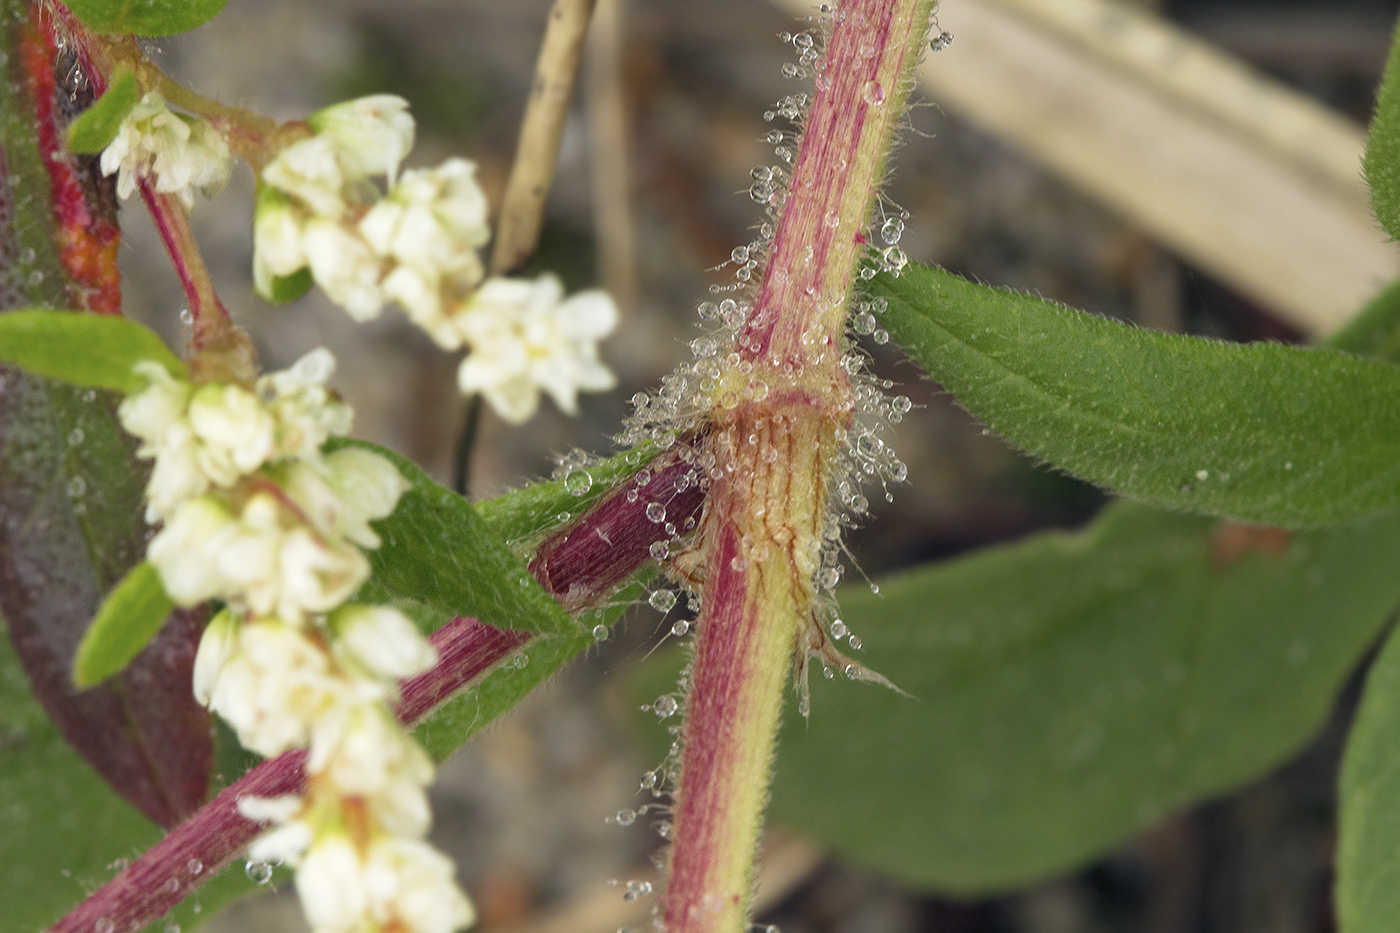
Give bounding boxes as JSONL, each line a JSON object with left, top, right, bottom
{"left": 264, "top": 267, "right": 314, "bottom": 305}
{"left": 1339, "top": 624, "right": 1400, "bottom": 933}
{"left": 475, "top": 441, "right": 659, "bottom": 548}
{"left": 1326, "top": 275, "right": 1400, "bottom": 362}
{"left": 0, "top": 310, "right": 185, "bottom": 393}
{"left": 66, "top": 68, "right": 140, "bottom": 155}
{"left": 63, "top": 0, "right": 229, "bottom": 37}
{"left": 72, "top": 562, "right": 174, "bottom": 688}
{"left": 762, "top": 503, "right": 1400, "bottom": 894}
{"left": 1366, "top": 13, "right": 1400, "bottom": 241}
{"left": 333, "top": 440, "right": 576, "bottom": 636}
{"left": 417, "top": 575, "right": 645, "bottom": 763}
{"left": 873, "top": 263, "right": 1400, "bottom": 527}
{"left": 416, "top": 632, "right": 592, "bottom": 762}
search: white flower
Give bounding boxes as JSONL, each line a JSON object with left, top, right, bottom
{"left": 308, "top": 705, "right": 434, "bottom": 822}
{"left": 360, "top": 159, "right": 490, "bottom": 343}
{"left": 192, "top": 608, "right": 240, "bottom": 706}
{"left": 202, "top": 618, "right": 380, "bottom": 758}
{"left": 258, "top": 349, "right": 355, "bottom": 461}
{"left": 187, "top": 383, "right": 277, "bottom": 486}
{"left": 363, "top": 837, "right": 476, "bottom": 933}
{"left": 148, "top": 496, "right": 238, "bottom": 606}
{"left": 101, "top": 92, "right": 231, "bottom": 209}
{"left": 262, "top": 135, "right": 348, "bottom": 219}
{"left": 119, "top": 363, "right": 207, "bottom": 520}
{"left": 252, "top": 187, "right": 310, "bottom": 299}
{"left": 455, "top": 275, "right": 619, "bottom": 422}
{"left": 360, "top": 159, "right": 488, "bottom": 276}
{"left": 240, "top": 795, "right": 315, "bottom": 866}
{"left": 216, "top": 492, "right": 370, "bottom": 621}
{"left": 299, "top": 833, "right": 475, "bottom": 933}
{"left": 303, "top": 218, "right": 386, "bottom": 321}
{"left": 308, "top": 95, "right": 416, "bottom": 183}
{"left": 296, "top": 832, "right": 368, "bottom": 933}
{"left": 278, "top": 451, "right": 405, "bottom": 552}
{"left": 382, "top": 264, "right": 458, "bottom": 349}
{"left": 331, "top": 604, "right": 436, "bottom": 681}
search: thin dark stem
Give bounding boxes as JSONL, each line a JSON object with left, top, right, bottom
{"left": 452, "top": 396, "right": 482, "bottom": 497}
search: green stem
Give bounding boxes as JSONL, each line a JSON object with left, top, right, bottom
{"left": 661, "top": 2, "right": 935, "bottom": 931}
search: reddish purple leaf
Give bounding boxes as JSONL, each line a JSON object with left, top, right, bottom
{"left": 0, "top": 3, "right": 210, "bottom": 828}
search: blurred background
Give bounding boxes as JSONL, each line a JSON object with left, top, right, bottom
{"left": 117, "top": 0, "right": 1400, "bottom": 929}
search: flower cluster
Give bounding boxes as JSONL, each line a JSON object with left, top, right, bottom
{"left": 101, "top": 92, "right": 233, "bottom": 209}
{"left": 119, "top": 350, "right": 475, "bottom": 933}
{"left": 252, "top": 95, "right": 618, "bottom": 423}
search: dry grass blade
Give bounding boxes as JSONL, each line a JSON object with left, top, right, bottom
{"left": 491, "top": 0, "right": 599, "bottom": 276}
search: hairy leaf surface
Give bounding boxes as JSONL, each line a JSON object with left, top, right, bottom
{"left": 874, "top": 263, "right": 1400, "bottom": 526}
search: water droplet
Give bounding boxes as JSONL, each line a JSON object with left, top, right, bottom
{"left": 930, "top": 30, "right": 954, "bottom": 51}
{"left": 244, "top": 860, "right": 273, "bottom": 885}
{"left": 623, "top": 879, "right": 653, "bottom": 901}
{"left": 592, "top": 624, "right": 609, "bottom": 641}
{"left": 824, "top": 209, "right": 840, "bottom": 228}
{"left": 1284, "top": 461, "right": 1293, "bottom": 470}
{"left": 615, "top": 808, "right": 637, "bottom": 826}
{"left": 653, "top": 695, "right": 679, "bottom": 718}
{"left": 671, "top": 620, "right": 690, "bottom": 637}
{"left": 640, "top": 770, "right": 658, "bottom": 790}
{"left": 95, "top": 920, "right": 116, "bottom": 933}
{"left": 513, "top": 653, "right": 530, "bottom": 669}
{"left": 830, "top": 619, "right": 849, "bottom": 640}
{"left": 164, "top": 876, "right": 180, "bottom": 893}
{"left": 564, "top": 469, "right": 593, "bottom": 496}
{"left": 781, "top": 62, "right": 800, "bottom": 79}
{"left": 847, "top": 635, "right": 862, "bottom": 650}
{"left": 793, "top": 31, "right": 814, "bottom": 50}
{"left": 645, "top": 502, "right": 666, "bottom": 523}
{"left": 178, "top": 308, "right": 194, "bottom": 325}
{"left": 731, "top": 245, "right": 750, "bottom": 263}
{"left": 164, "top": 922, "right": 182, "bottom": 933}
{"left": 1195, "top": 469, "right": 1209, "bottom": 481}
{"left": 187, "top": 858, "right": 203, "bottom": 875}
{"left": 880, "top": 217, "right": 904, "bottom": 245}
{"left": 862, "top": 80, "right": 886, "bottom": 105}
{"left": 649, "top": 589, "right": 677, "bottom": 612}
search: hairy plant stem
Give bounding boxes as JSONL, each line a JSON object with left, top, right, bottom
{"left": 661, "top": 2, "right": 934, "bottom": 931}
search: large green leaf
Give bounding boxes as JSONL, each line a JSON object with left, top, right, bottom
{"left": 873, "top": 263, "right": 1400, "bottom": 527}
{"left": 334, "top": 440, "right": 577, "bottom": 636}
{"left": 63, "top": 0, "right": 229, "bottom": 37}
{"left": 765, "top": 503, "right": 1400, "bottom": 893}
{"left": 1365, "top": 12, "right": 1400, "bottom": 241}
{"left": 1339, "top": 624, "right": 1400, "bottom": 933}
